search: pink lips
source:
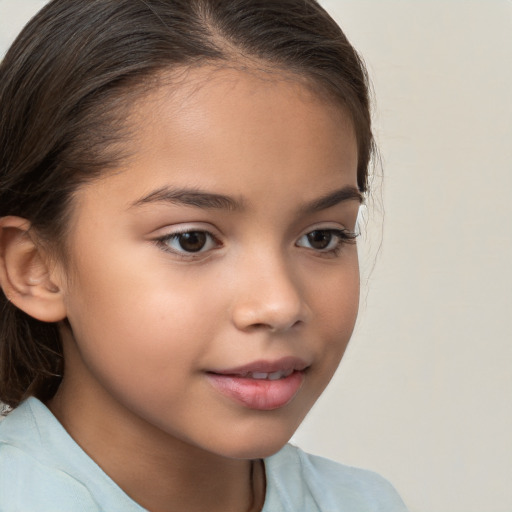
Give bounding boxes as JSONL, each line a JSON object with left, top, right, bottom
{"left": 206, "top": 357, "right": 307, "bottom": 411}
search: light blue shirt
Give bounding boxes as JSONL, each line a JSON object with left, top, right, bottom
{"left": 0, "top": 398, "right": 408, "bottom": 511}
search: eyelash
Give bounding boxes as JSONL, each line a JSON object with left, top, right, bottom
{"left": 154, "top": 227, "right": 358, "bottom": 259}
{"left": 296, "top": 228, "right": 358, "bottom": 257}
{"left": 154, "top": 229, "right": 222, "bottom": 259}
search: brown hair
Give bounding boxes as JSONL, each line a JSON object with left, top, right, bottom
{"left": 0, "top": 0, "right": 373, "bottom": 408}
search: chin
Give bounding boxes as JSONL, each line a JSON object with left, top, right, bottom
{"left": 209, "top": 413, "right": 306, "bottom": 460}
{"left": 219, "top": 437, "right": 291, "bottom": 461}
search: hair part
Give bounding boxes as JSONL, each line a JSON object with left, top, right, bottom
{"left": 0, "top": 0, "right": 374, "bottom": 408}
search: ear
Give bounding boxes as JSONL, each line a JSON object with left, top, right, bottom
{"left": 0, "top": 216, "right": 67, "bottom": 323}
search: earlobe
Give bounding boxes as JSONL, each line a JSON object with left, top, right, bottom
{"left": 0, "top": 216, "right": 67, "bottom": 323}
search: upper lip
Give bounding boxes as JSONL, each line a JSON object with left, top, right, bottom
{"left": 209, "top": 356, "right": 309, "bottom": 376}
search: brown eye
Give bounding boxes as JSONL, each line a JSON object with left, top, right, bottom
{"left": 296, "top": 228, "right": 357, "bottom": 254}
{"left": 177, "top": 232, "right": 207, "bottom": 252}
{"left": 306, "top": 230, "right": 333, "bottom": 250}
{"left": 158, "top": 230, "right": 219, "bottom": 255}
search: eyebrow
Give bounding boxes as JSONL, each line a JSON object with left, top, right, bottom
{"left": 300, "top": 186, "right": 363, "bottom": 213}
{"left": 130, "top": 185, "right": 362, "bottom": 212}
{"left": 131, "top": 187, "right": 244, "bottom": 211}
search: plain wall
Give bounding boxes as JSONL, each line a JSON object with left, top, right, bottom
{"left": 1, "top": 1, "right": 511, "bottom": 511}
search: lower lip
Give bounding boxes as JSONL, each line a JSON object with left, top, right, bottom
{"left": 206, "top": 371, "right": 305, "bottom": 411}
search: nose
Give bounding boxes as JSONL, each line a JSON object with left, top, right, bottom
{"left": 231, "top": 255, "right": 309, "bottom": 333}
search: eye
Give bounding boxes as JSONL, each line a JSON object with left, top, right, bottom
{"left": 156, "top": 230, "right": 220, "bottom": 255}
{"left": 296, "top": 228, "right": 357, "bottom": 254}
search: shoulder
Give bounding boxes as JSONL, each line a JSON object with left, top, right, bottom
{"left": 0, "top": 443, "right": 101, "bottom": 512}
{"left": 0, "top": 401, "right": 100, "bottom": 512}
{"left": 263, "top": 444, "right": 408, "bottom": 512}
{"left": 0, "top": 398, "right": 143, "bottom": 512}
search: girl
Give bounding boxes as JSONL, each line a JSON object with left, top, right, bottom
{"left": 0, "top": 1, "right": 408, "bottom": 511}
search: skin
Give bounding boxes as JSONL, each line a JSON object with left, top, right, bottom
{"left": 45, "top": 67, "right": 362, "bottom": 512}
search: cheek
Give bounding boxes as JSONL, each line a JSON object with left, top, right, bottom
{"left": 315, "top": 255, "right": 360, "bottom": 329}
{"left": 62, "top": 257, "right": 211, "bottom": 393}
{"left": 311, "top": 258, "right": 360, "bottom": 367}
{"left": 288, "top": 261, "right": 359, "bottom": 424}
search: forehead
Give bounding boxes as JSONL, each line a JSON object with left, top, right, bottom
{"left": 126, "top": 67, "right": 356, "bottom": 177}
{"left": 75, "top": 66, "right": 358, "bottom": 216}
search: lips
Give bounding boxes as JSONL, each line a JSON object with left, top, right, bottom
{"left": 206, "top": 357, "right": 308, "bottom": 411}
{"left": 240, "top": 369, "right": 294, "bottom": 380}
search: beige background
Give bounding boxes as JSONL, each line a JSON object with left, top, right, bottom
{"left": 1, "top": 1, "right": 511, "bottom": 511}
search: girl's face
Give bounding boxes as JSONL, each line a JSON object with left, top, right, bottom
{"left": 55, "top": 67, "right": 361, "bottom": 459}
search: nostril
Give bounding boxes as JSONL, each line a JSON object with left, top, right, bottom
{"left": 245, "top": 323, "right": 267, "bottom": 331}
{"left": 247, "top": 319, "right": 303, "bottom": 333}
{"left": 248, "top": 322, "right": 278, "bottom": 332}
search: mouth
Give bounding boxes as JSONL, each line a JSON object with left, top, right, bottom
{"left": 232, "top": 368, "right": 295, "bottom": 381}
{"left": 206, "top": 357, "right": 309, "bottom": 411}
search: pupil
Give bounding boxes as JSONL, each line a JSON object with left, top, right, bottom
{"left": 307, "top": 230, "right": 331, "bottom": 250}
{"left": 179, "top": 232, "right": 207, "bottom": 252}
